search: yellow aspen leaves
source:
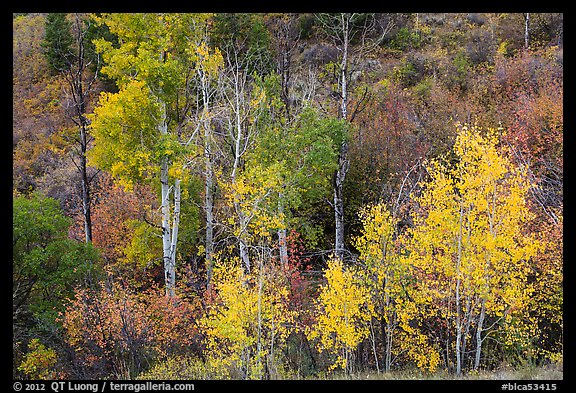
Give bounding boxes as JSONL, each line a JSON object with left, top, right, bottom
{"left": 408, "top": 123, "right": 540, "bottom": 371}
{"left": 200, "top": 257, "right": 294, "bottom": 379}
{"left": 307, "top": 257, "right": 371, "bottom": 372}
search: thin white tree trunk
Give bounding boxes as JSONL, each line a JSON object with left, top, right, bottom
{"left": 230, "top": 62, "right": 251, "bottom": 273}
{"left": 455, "top": 201, "right": 464, "bottom": 376}
{"left": 474, "top": 300, "right": 486, "bottom": 370}
{"left": 369, "top": 319, "right": 380, "bottom": 373}
{"left": 524, "top": 13, "right": 530, "bottom": 49}
{"left": 158, "top": 102, "right": 177, "bottom": 297}
{"left": 334, "top": 14, "right": 350, "bottom": 261}
{"left": 160, "top": 156, "right": 172, "bottom": 297}
{"left": 204, "top": 147, "right": 215, "bottom": 285}
{"left": 167, "top": 178, "right": 181, "bottom": 298}
{"left": 200, "top": 69, "right": 215, "bottom": 287}
{"left": 278, "top": 194, "right": 289, "bottom": 266}
{"left": 256, "top": 253, "right": 264, "bottom": 379}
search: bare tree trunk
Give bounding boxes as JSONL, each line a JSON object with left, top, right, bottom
{"left": 369, "top": 318, "right": 380, "bottom": 373}
{"left": 65, "top": 14, "right": 98, "bottom": 244}
{"left": 474, "top": 300, "right": 486, "bottom": 370}
{"left": 278, "top": 194, "right": 289, "bottom": 266}
{"left": 229, "top": 57, "right": 251, "bottom": 274}
{"left": 158, "top": 103, "right": 176, "bottom": 297}
{"left": 383, "top": 273, "right": 393, "bottom": 372}
{"left": 334, "top": 145, "right": 349, "bottom": 261}
{"left": 334, "top": 14, "right": 350, "bottom": 261}
{"left": 256, "top": 252, "right": 264, "bottom": 379}
{"left": 79, "top": 122, "right": 92, "bottom": 243}
{"left": 167, "top": 179, "right": 181, "bottom": 298}
{"left": 160, "top": 156, "right": 173, "bottom": 297}
{"left": 455, "top": 202, "right": 464, "bottom": 376}
{"left": 385, "top": 319, "right": 394, "bottom": 372}
{"left": 204, "top": 147, "right": 215, "bottom": 285}
{"left": 524, "top": 13, "right": 530, "bottom": 49}
{"left": 461, "top": 297, "right": 473, "bottom": 370}
{"left": 200, "top": 70, "right": 215, "bottom": 287}
{"left": 238, "top": 238, "right": 251, "bottom": 274}
{"left": 455, "top": 309, "right": 462, "bottom": 376}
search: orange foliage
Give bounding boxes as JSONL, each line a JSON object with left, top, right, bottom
{"left": 60, "top": 280, "right": 202, "bottom": 379}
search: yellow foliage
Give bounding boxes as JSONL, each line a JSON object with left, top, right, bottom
{"left": 354, "top": 203, "right": 440, "bottom": 372}
{"left": 307, "top": 258, "right": 371, "bottom": 372}
{"left": 200, "top": 258, "right": 294, "bottom": 379}
{"left": 408, "top": 123, "right": 540, "bottom": 368}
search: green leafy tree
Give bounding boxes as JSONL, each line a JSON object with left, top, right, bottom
{"left": 41, "top": 13, "right": 74, "bottom": 74}
{"left": 13, "top": 192, "right": 100, "bottom": 377}
{"left": 89, "top": 13, "right": 211, "bottom": 296}
{"left": 241, "top": 75, "right": 347, "bottom": 265}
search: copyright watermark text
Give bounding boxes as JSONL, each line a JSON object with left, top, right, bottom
{"left": 13, "top": 382, "right": 195, "bottom": 393}
{"left": 502, "top": 383, "right": 557, "bottom": 391}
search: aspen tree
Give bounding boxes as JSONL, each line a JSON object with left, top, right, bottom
{"left": 355, "top": 203, "right": 440, "bottom": 372}
{"left": 408, "top": 124, "right": 538, "bottom": 374}
{"left": 307, "top": 258, "right": 371, "bottom": 374}
{"left": 89, "top": 13, "right": 210, "bottom": 296}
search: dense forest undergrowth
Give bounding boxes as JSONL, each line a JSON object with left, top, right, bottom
{"left": 13, "top": 12, "right": 562, "bottom": 380}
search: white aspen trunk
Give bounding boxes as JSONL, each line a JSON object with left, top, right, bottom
{"left": 455, "top": 315, "right": 462, "bottom": 376}
{"left": 230, "top": 63, "right": 251, "bottom": 274}
{"left": 256, "top": 254, "right": 264, "bottom": 379}
{"left": 383, "top": 272, "right": 392, "bottom": 372}
{"left": 204, "top": 148, "right": 215, "bottom": 285}
{"left": 474, "top": 182, "right": 496, "bottom": 370}
{"left": 455, "top": 201, "right": 464, "bottom": 376}
{"left": 334, "top": 13, "right": 350, "bottom": 261}
{"left": 334, "top": 152, "right": 348, "bottom": 261}
{"left": 278, "top": 194, "right": 289, "bottom": 266}
{"left": 158, "top": 102, "right": 174, "bottom": 297}
{"left": 201, "top": 71, "right": 215, "bottom": 287}
{"left": 524, "top": 13, "right": 530, "bottom": 49}
{"left": 239, "top": 239, "right": 251, "bottom": 274}
{"left": 474, "top": 300, "right": 486, "bottom": 370}
{"left": 160, "top": 156, "right": 172, "bottom": 297}
{"left": 340, "top": 14, "right": 349, "bottom": 122}
{"left": 385, "top": 319, "right": 393, "bottom": 372}
{"left": 167, "top": 178, "right": 181, "bottom": 298}
{"left": 369, "top": 319, "right": 380, "bottom": 373}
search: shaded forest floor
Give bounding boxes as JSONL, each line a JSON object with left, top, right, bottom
{"left": 311, "top": 362, "right": 563, "bottom": 380}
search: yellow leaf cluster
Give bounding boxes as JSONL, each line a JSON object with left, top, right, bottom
{"left": 408, "top": 122, "right": 539, "bottom": 360}
{"left": 307, "top": 258, "right": 371, "bottom": 372}
{"left": 200, "top": 258, "right": 294, "bottom": 379}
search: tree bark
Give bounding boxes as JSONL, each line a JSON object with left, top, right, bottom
{"left": 160, "top": 156, "right": 173, "bottom": 297}
{"left": 524, "top": 13, "right": 530, "bottom": 49}
{"left": 200, "top": 69, "right": 215, "bottom": 287}
{"left": 158, "top": 103, "right": 176, "bottom": 297}
{"left": 474, "top": 300, "right": 486, "bottom": 370}
{"left": 278, "top": 194, "right": 289, "bottom": 266}
{"left": 334, "top": 142, "right": 349, "bottom": 261}
{"left": 455, "top": 201, "right": 464, "bottom": 376}
{"left": 230, "top": 59, "right": 251, "bottom": 274}
{"left": 168, "top": 178, "right": 181, "bottom": 298}
{"left": 62, "top": 14, "right": 96, "bottom": 244}
{"left": 204, "top": 146, "right": 215, "bottom": 285}
{"left": 79, "top": 121, "right": 92, "bottom": 243}
{"left": 333, "top": 13, "right": 350, "bottom": 261}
